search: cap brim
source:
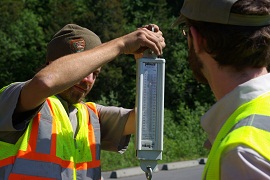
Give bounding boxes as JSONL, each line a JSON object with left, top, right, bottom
{"left": 171, "top": 15, "right": 186, "bottom": 27}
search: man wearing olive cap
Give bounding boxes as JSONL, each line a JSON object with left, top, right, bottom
{"left": 176, "top": 0, "right": 270, "bottom": 179}
{"left": 0, "top": 24, "right": 165, "bottom": 179}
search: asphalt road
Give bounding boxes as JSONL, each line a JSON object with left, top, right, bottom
{"left": 102, "top": 162, "right": 205, "bottom": 180}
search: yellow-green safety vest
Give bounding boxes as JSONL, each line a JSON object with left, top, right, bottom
{"left": 203, "top": 92, "right": 270, "bottom": 179}
{"left": 0, "top": 95, "right": 101, "bottom": 180}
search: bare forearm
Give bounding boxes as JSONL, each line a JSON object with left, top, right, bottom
{"left": 18, "top": 25, "right": 165, "bottom": 113}
{"left": 123, "top": 108, "right": 136, "bottom": 135}
{"left": 35, "top": 38, "right": 123, "bottom": 96}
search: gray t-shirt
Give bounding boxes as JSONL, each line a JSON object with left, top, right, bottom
{"left": 0, "top": 82, "right": 132, "bottom": 153}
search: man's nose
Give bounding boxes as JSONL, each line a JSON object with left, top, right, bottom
{"left": 82, "top": 73, "right": 94, "bottom": 84}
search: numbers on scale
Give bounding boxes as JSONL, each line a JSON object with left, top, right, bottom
{"left": 141, "top": 62, "right": 158, "bottom": 150}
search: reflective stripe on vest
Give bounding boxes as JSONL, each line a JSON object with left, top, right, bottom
{"left": 85, "top": 102, "right": 101, "bottom": 165}
{"left": 232, "top": 114, "right": 270, "bottom": 132}
{"left": 203, "top": 92, "right": 270, "bottom": 180}
{"left": 0, "top": 96, "right": 101, "bottom": 180}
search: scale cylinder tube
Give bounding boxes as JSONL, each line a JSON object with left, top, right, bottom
{"left": 135, "top": 56, "right": 165, "bottom": 173}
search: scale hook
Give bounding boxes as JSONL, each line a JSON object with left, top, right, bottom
{"left": 145, "top": 166, "right": 153, "bottom": 180}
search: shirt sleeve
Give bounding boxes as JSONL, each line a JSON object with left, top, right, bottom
{"left": 0, "top": 82, "right": 26, "bottom": 131}
{"left": 220, "top": 145, "right": 270, "bottom": 179}
{"left": 0, "top": 82, "right": 42, "bottom": 131}
{"left": 96, "top": 104, "right": 132, "bottom": 153}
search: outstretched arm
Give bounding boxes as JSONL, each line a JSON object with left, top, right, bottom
{"left": 16, "top": 24, "right": 165, "bottom": 113}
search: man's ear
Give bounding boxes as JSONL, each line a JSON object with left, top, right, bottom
{"left": 190, "top": 26, "right": 204, "bottom": 54}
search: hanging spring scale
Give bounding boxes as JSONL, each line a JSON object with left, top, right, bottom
{"left": 135, "top": 27, "right": 165, "bottom": 180}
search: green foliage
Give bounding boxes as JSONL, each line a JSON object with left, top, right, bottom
{"left": 162, "top": 107, "right": 209, "bottom": 162}
{"left": 95, "top": 91, "right": 121, "bottom": 107}
{"left": 101, "top": 137, "right": 139, "bottom": 171}
{"left": 0, "top": 5, "right": 45, "bottom": 87}
{"left": 166, "top": 0, "right": 185, "bottom": 16}
{"left": 0, "top": 0, "right": 24, "bottom": 29}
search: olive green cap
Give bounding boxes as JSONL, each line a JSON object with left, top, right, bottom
{"left": 46, "top": 24, "right": 101, "bottom": 62}
{"left": 174, "top": 0, "right": 270, "bottom": 26}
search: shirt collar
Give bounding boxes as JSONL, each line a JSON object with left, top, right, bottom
{"left": 201, "top": 73, "right": 270, "bottom": 144}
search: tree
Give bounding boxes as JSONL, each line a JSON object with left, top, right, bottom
{"left": 0, "top": 1, "right": 45, "bottom": 87}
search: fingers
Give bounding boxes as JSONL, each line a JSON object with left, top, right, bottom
{"left": 139, "top": 26, "right": 165, "bottom": 55}
{"left": 121, "top": 24, "right": 165, "bottom": 56}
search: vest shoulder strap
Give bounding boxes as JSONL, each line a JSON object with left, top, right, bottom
{"left": 203, "top": 92, "right": 270, "bottom": 179}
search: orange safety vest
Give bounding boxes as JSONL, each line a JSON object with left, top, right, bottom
{"left": 0, "top": 96, "right": 101, "bottom": 180}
